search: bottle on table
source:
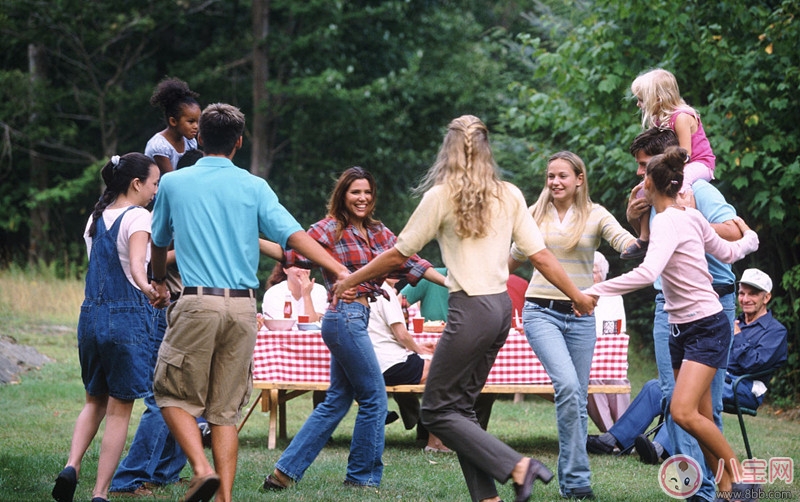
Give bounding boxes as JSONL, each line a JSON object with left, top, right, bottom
{"left": 283, "top": 293, "right": 293, "bottom": 319}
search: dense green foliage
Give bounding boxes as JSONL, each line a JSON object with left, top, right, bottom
{"left": 1, "top": 0, "right": 797, "bottom": 402}
{"left": 495, "top": 0, "right": 800, "bottom": 403}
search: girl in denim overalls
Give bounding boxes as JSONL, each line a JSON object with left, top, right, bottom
{"left": 52, "top": 153, "right": 161, "bottom": 502}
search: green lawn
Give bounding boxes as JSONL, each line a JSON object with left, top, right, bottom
{"left": 1, "top": 276, "right": 798, "bottom": 501}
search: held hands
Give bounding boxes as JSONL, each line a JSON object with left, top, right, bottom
{"left": 150, "top": 282, "right": 170, "bottom": 309}
{"left": 732, "top": 217, "right": 752, "bottom": 235}
{"left": 572, "top": 292, "right": 597, "bottom": 317}
{"left": 331, "top": 270, "right": 353, "bottom": 305}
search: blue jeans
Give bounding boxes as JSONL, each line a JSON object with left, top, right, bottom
{"left": 110, "top": 395, "right": 188, "bottom": 491}
{"left": 607, "top": 379, "right": 673, "bottom": 455}
{"left": 654, "top": 291, "right": 735, "bottom": 501}
{"left": 276, "top": 302, "right": 386, "bottom": 486}
{"left": 523, "top": 302, "right": 595, "bottom": 493}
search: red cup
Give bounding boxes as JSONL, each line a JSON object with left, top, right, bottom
{"left": 297, "top": 315, "right": 310, "bottom": 323}
{"left": 412, "top": 317, "right": 424, "bottom": 333}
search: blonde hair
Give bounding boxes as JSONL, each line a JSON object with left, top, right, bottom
{"left": 530, "top": 151, "right": 591, "bottom": 250}
{"left": 631, "top": 68, "right": 694, "bottom": 130}
{"left": 416, "top": 115, "right": 503, "bottom": 239}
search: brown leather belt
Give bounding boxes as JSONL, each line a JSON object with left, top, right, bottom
{"left": 182, "top": 287, "right": 254, "bottom": 298}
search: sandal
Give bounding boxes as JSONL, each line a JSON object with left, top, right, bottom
{"left": 620, "top": 238, "right": 648, "bottom": 260}
{"left": 181, "top": 473, "right": 220, "bottom": 502}
{"left": 261, "top": 473, "right": 287, "bottom": 491}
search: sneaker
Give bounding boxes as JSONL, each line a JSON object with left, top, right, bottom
{"left": 198, "top": 421, "right": 212, "bottom": 449}
{"left": 620, "top": 238, "right": 648, "bottom": 260}
{"left": 586, "top": 435, "right": 614, "bottom": 455}
{"left": 634, "top": 434, "right": 660, "bottom": 465}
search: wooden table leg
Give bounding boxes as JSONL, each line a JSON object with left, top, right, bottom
{"left": 279, "top": 390, "right": 287, "bottom": 441}
{"left": 268, "top": 389, "right": 279, "bottom": 449}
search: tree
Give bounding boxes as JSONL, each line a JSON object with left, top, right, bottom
{"left": 497, "top": 0, "right": 800, "bottom": 402}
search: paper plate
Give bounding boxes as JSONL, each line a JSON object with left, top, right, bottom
{"left": 297, "top": 322, "right": 321, "bottom": 331}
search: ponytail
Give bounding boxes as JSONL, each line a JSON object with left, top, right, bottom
{"left": 88, "top": 153, "right": 154, "bottom": 237}
{"left": 645, "top": 146, "right": 686, "bottom": 199}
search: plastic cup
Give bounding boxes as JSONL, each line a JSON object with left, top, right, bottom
{"left": 412, "top": 317, "right": 424, "bottom": 333}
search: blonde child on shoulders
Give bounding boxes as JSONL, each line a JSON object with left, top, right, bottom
{"left": 622, "top": 68, "right": 717, "bottom": 260}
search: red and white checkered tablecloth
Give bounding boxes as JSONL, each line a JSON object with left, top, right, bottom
{"left": 253, "top": 328, "right": 628, "bottom": 385}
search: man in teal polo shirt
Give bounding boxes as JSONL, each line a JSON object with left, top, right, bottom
{"left": 149, "top": 103, "right": 347, "bottom": 502}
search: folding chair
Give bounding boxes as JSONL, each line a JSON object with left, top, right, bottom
{"left": 722, "top": 368, "right": 774, "bottom": 459}
{"left": 617, "top": 415, "right": 664, "bottom": 456}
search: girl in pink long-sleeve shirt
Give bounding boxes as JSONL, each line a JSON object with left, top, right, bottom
{"left": 585, "top": 146, "right": 758, "bottom": 498}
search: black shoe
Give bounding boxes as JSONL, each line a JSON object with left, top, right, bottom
{"left": 513, "top": 458, "right": 553, "bottom": 502}
{"left": 586, "top": 435, "right": 614, "bottom": 455}
{"left": 385, "top": 411, "right": 399, "bottom": 425}
{"left": 634, "top": 434, "right": 660, "bottom": 465}
{"left": 198, "top": 421, "right": 212, "bottom": 449}
{"left": 731, "top": 482, "right": 762, "bottom": 501}
{"left": 620, "top": 238, "right": 648, "bottom": 260}
{"left": 52, "top": 466, "right": 77, "bottom": 502}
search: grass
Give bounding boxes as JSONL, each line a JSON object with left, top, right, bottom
{"left": 1, "top": 269, "right": 799, "bottom": 501}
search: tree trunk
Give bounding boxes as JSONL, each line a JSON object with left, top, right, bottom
{"left": 251, "top": 0, "right": 270, "bottom": 178}
{"left": 27, "top": 43, "right": 48, "bottom": 265}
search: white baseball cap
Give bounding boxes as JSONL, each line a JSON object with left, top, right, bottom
{"left": 739, "top": 268, "right": 772, "bottom": 293}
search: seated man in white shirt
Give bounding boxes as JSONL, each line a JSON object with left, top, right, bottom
{"left": 369, "top": 279, "right": 450, "bottom": 453}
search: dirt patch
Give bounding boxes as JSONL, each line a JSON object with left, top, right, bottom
{"left": 0, "top": 335, "right": 52, "bottom": 384}
{"left": 769, "top": 405, "right": 800, "bottom": 422}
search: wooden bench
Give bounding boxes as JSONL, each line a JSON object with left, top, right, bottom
{"left": 241, "top": 380, "right": 631, "bottom": 449}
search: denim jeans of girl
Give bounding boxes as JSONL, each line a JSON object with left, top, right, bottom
{"left": 523, "top": 302, "right": 595, "bottom": 495}
{"left": 275, "top": 301, "right": 386, "bottom": 486}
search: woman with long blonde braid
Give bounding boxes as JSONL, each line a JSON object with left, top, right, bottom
{"left": 334, "top": 116, "right": 594, "bottom": 502}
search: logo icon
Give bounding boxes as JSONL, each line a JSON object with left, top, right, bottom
{"left": 659, "top": 454, "right": 703, "bottom": 499}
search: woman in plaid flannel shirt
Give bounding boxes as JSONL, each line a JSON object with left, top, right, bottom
{"left": 263, "top": 166, "right": 444, "bottom": 490}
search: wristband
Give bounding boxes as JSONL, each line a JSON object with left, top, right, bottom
{"left": 148, "top": 274, "right": 167, "bottom": 284}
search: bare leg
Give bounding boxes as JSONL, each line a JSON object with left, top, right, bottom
{"left": 161, "top": 406, "right": 216, "bottom": 480}
{"left": 426, "top": 432, "right": 452, "bottom": 452}
{"left": 210, "top": 424, "right": 238, "bottom": 502}
{"left": 65, "top": 393, "right": 109, "bottom": 477}
{"left": 92, "top": 397, "right": 134, "bottom": 499}
{"left": 671, "top": 363, "right": 741, "bottom": 492}
{"left": 639, "top": 215, "right": 650, "bottom": 241}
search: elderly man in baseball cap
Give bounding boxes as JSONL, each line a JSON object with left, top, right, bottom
{"left": 728, "top": 268, "right": 788, "bottom": 409}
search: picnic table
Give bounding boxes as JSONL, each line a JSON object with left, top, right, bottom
{"left": 245, "top": 327, "right": 630, "bottom": 449}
